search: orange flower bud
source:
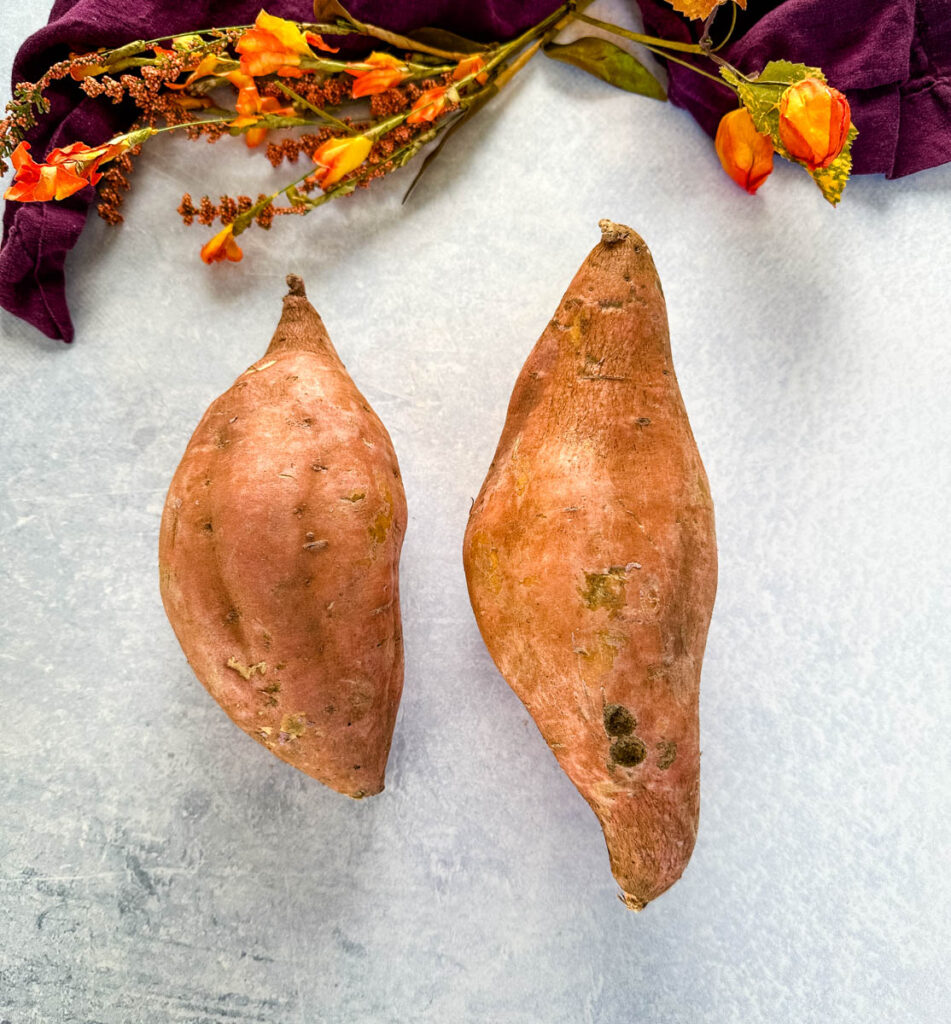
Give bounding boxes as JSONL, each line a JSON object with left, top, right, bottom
{"left": 778, "top": 78, "right": 851, "bottom": 170}
{"left": 345, "top": 53, "right": 406, "bottom": 98}
{"left": 714, "top": 107, "right": 774, "bottom": 195}
{"left": 312, "top": 134, "right": 373, "bottom": 188}
{"left": 406, "top": 86, "right": 452, "bottom": 125}
{"left": 200, "top": 224, "right": 243, "bottom": 264}
{"left": 453, "top": 55, "right": 488, "bottom": 85}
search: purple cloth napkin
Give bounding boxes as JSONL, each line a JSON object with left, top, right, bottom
{"left": 1, "top": 0, "right": 560, "bottom": 342}
{"left": 635, "top": 0, "right": 951, "bottom": 181}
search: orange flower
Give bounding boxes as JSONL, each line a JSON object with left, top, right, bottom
{"left": 714, "top": 107, "right": 774, "bottom": 195}
{"left": 453, "top": 55, "right": 488, "bottom": 85}
{"left": 406, "top": 86, "right": 452, "bottom": 125}
{"left": 200, "top": 224, "right": 243, "bottom": 264}
{"left": 4, "top": 130, "right": 157, "bottom": 202}
{"left": 236, "top": 10, "right": 320, "bottom": 78}
{"left": 312, "top": 134, "right": 373, "bottom": 188}
{"left": 345, "top": 52, "right": 406, "bottom": 98}
{"left": 778, "top": 78, "right": 851, "bottom": 170}
{"left": 4, "top": 141, "right": 101, "bottom": 202}
{"left": 227, "top": 71, "right": 295, "bottom": 147}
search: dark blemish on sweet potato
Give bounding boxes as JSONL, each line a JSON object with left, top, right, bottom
{"left": 312, "top": 463, "right": 328, "bottom": 472}
{"left": 611, "top": 736, "right": 647, "bottom": 767}
{"left": 224, "top": 607, "right": 241, "bottom": 625}
{"left": 637, "top": 417, "right": 651, "bottom": 426}
{"left": 293, "top": 504, "right": 307, "bottom": 517}
{"left": 202, "top": 521, "right": 213, "bottom": 533}
{"left": 346, "top": 492, "right": 366, "bottom": 502}
{"left": 603, "top": 704, "right": 636, "bottom": 736}
{"left": 656, "top": 740, "right": 677, "bottom": 770}
{"left": 259, "top": 680, "right": 281, "bottom": 706}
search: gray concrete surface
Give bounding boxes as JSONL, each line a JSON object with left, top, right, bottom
{"left": 2, "top": 3, "right": 950, "bottom": 1022}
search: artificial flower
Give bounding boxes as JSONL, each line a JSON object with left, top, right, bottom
{"left": 200, "top": 223, "right": 243, "bottom": 263}
{"left": 453, "top": 55, "right": 488, "bottom": 85}
{"left": 407, "top": 86, "right": 452, "bottom": 125}
{"left": 236, "top": 10, "right": 320, "bottom": 78}
{"left": 4, "top": 140, "right": 101, "bottom": 201}
{"left": 778, "top": 78, "right": 851, "bottom": 170}
{"left": 346, "top": 53, "right": 407, "bottom": 98}
{"left": 227, "top": 71, "right": 295, "bottom": 147}
{"left": 714, "top": 107, "right": 774, "bottom": 194}
{"left": 312, "top": 134, "right": 373, "bottom": 188}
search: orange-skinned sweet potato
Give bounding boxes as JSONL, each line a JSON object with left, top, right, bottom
{"left": 463, "top": 222, "right": 717, "bottom": 908}
{"left": 159, "top": 276, "right": 406, "bottom": 797}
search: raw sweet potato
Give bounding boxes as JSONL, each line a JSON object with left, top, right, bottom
{"left": 159, "top": 276, "right": 406, "bottom": 797}
{"left": 463, "top": 222, "right": 717, "bottom": 908}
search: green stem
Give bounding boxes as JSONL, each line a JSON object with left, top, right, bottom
{"left": 641, "top": 44, "right": 732, "bottom": 87}
{"left": 273, "top": 82, "right": 356, "bottom": 135}
{"left": 574, "top": 12, "right": 705, "bottom": 55}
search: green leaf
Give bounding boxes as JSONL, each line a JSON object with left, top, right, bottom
{"left": 544, "top": 37, "right": 666, "bottom": 101}
{"left": 810, "top": 123, "right": 857, "bottom": 206}
{"left": 405, "top": 27, "right": 488, "bottom": 55}
{"left": 312, "top": 0, "right": 357, "bottom": 25}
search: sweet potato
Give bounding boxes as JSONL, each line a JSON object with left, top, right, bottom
{"left": 159, "top": 276, "right": 406, "bottom": 797}
{"left": 463, "top": 222, "right": 717, "bottom": 907}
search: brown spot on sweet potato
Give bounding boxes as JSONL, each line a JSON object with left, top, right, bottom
{"left": 611, "top": 736, "right": 647, "bottom": 767}
{"left": 346, "top": 491, "right": 366, "bottom": 502}
{"left": 603, "top": 704, "right": 636, "bottom": 736}
{"left": 656, "top": 740, "right": 677, "bottom": 770}
{"left": 580, "top": 567, "right": 628, "bottom": 613}
{"left": 259, "top": 680, "right": 281, "bottom": 706}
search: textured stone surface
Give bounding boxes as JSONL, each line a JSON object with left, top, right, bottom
{"left": 1, "top": 3, "right": 950, "bottom": 1022}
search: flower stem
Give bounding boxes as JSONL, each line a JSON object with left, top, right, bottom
{"left": 573, "top": 13, "right": 705, "bottom": 54}
{"left": 273, "top": 82, "right": 356, "bottom": 135}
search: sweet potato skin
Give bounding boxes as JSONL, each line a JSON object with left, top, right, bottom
{"left": 463, "top": 223, "right": 717, "bottom": 907}
{"left": 159, "top": 279, "right": 406, "bottom": 797}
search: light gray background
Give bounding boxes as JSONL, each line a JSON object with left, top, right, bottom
{"left": 2, "top": 3, "right": 950, "bottom": 1022}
